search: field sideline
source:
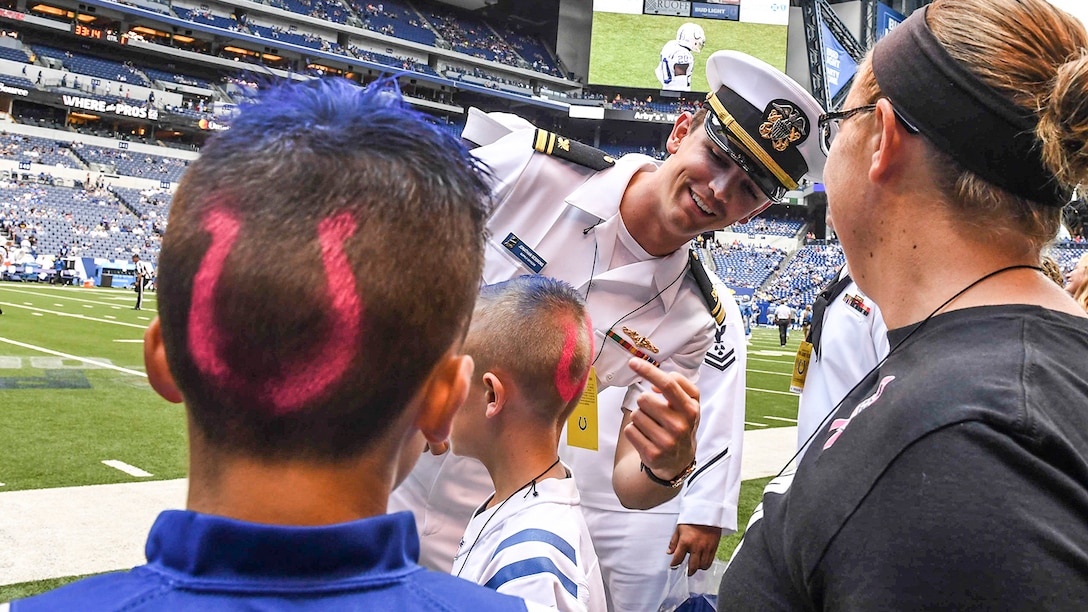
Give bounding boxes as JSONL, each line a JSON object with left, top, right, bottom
{"left": 0, "top": 282, "right": 801, "bottom": 599}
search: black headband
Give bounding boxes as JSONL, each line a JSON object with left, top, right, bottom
{"left": 872, "top": 6, "right": 1071, "bottom": 207}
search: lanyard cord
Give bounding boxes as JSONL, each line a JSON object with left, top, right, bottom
{"left": 589, "top": 264, "right": 688, "bottom": 367}
{"left": 784, "top": 263, "right": 1044, "bottom": 477}
{"left": 453, "top": 457, "right": 563, "bottom": 577}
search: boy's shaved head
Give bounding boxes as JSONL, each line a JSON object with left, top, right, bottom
{"left": 466, "top": 275, "right": 593, "bottom": 422}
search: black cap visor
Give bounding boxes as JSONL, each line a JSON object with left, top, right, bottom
{"left": 704, "top": 109, "right": 788, "bottom": 203}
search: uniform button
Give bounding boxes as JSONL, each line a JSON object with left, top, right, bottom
{"left": 606, "top": 373, "right": 614, "bottom": 381}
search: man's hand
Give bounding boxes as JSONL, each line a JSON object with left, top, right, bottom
{"left": 669, "top": 524, "right": 723, "bottom": 576}
{"left": 624, "top": 358, "right": 699, "bottom": 480}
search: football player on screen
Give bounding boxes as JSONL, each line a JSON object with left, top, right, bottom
{"left": 655, "top": 23, "right": 706, "bottom": 91}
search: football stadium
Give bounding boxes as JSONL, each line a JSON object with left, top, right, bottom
{"left": 2, "top": 0, "right": 1088, "bottom": 608}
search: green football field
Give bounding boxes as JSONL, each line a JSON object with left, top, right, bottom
{"left": 588, "top": 12, "right": 788, "bottom": 91}
{"left": 0, "top": 282, "right": 798, "bottom": 598}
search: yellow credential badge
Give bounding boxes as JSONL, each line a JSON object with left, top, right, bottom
{"left": 566, "top": 366, "right": 598, "bottom": 450}
{"left": 790, "top": 341, "right": 813, "bottom": 394}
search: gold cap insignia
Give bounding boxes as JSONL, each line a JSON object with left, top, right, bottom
{"left": 759, "top": 100, "right": 808, "bottom": 152}
{"left": 622, "top": 326, "right": 659, "bottom": 354}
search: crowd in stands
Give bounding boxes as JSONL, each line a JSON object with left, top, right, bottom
{"left": 610, "top": 95, "right": 700, "bottom": 115}
{"left": 265, "top": 0, "right": 350, "bottom": 24}
{"left": 761, "top": 242, "right": 845, "bottom": 308}
{"left": 0, "top": 134, "right": 80, "bottom": 169}
{"left": 727, "top": 216, "right": 804, "bottom": 237}
{"left": 0, "top": 179, "right": 163, "bottom": 263}
{"left": 706, "top": 240, "right": 787, "bottom": 288}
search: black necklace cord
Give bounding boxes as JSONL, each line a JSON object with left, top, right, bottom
{"left": 453, "top": 456, "right": 564, "bottom": 576}
{"left": 784, "top": 263, "right": 1044, "bottom": 477}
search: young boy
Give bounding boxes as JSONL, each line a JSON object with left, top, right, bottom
{"left": 450, "top": 275, "right": 606, "bottom": 612}
{"left": 10, "top": 78, "right": 538, "bottom": 611}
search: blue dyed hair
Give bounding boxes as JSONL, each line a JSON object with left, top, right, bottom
{"left": 209, "top": 76, "right": 489, "bottom": 184}
{"left": 158, "top": 76, "right": 493, "bottom": 461}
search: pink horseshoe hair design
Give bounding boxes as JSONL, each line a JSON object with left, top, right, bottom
{"left": 555, "top": 315, "right": 594, "bottom": 403}
{"left": 188, "top": 208, "right": 362, "bottom": 414}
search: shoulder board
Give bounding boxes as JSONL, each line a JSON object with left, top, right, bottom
{"left": 532, "top": 128, "right": 616, "bottom": 171}
{"left": 688, "top": 250, "right": 725, "bottom": 326}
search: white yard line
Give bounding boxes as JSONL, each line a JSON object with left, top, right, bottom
{"left": 746, "top": 387, "right": 800, "bottom": 397}
{"left": 0, "top": 337, "right": 146, "bottom": 377}
{"left": 0, "top": 303, "right": 147, "bottom": 329}
{"left": 112, "top": 339, "right": 144, "bottom": 343}
{"left": 0, "top": 286, "right": 155, "bottom": 311}
{"left": 765, "top": 416, "right": 798, "bottom": 423}
{"left": 101, "top": 460, "right": 153, "bottom": 478}
{"left": 748, "top": 357, "right": 793, "bottom": 365}
{"left": 748, "top": 368, "right": 792, "bottom": 377}
{"left": 745, "top": 421, "right": 769, "bottom": 427}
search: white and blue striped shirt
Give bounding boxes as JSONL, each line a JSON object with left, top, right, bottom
{"left": 452, "top": 467, "right": 606, "bottom": 612}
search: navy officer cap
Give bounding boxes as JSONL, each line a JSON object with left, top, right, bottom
{"left": 703, "top": 51, "right": 827, "bottom": 202}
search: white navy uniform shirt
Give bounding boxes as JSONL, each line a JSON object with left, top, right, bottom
{"left": 389, "top": 116, "right": 719, "bottom": 571}
{"left": 561, "top": 266, "right": 746, "bottom": 530}
{"left": 796, "top": 266, "right": 890, "bottom": 457}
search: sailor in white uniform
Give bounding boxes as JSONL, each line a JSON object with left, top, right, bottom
{"left": 390, "top": 53, "right": 829, "bottom": 608}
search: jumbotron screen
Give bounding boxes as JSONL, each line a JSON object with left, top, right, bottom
{"left": 588, "top": 0, "right": 789, "bottom": 92}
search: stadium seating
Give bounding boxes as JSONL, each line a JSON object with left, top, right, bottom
{"left": 763, "top": 242, "right": 845, "bottom": 307}
{"left": 707, "top": 242, "right": 785, "bottom": 289}
{"left": 349, "top": 0, "right": 437, "bottom": 45}
{"left": 728, "top": 217, "right": 804, "bottom": 237}
{"left": 69, "top": 143, "right": 190, "bottom": 183}
{"left": 0, "top": 46, "right": 29, "bottom": 63}
{"left": 0, "top": 182, "right": 162, "bottom": 261}
{"left": 266, "top": 0, "right": 351, "bottom": 24}
{"left": 142, "top": 68, "right": 213, "bottom": 89}
{"left": 0, "top": 134, "right": 81, "bottom": 169}
{"left": 31, "top": 45, "right": 150, "bottom": 86}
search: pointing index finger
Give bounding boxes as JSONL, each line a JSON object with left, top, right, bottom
{"left": 627, "top": 358, "right": 699, "bottom": 406}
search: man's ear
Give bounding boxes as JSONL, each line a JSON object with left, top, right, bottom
{"left": 482, "top": 372, "right": 507, "bottom": 419}
{"left": 415, "top": 353, "right": 473, "bottom": 447}
{"left": 144, "top": 317, "right": 183, "bottom": 404}
{"left": 665, "top": 112, "right": 694, "bottom": 155}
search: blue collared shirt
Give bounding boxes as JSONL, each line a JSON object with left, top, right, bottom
{"left": 13, "top": 510, "right": 529, "bottom": 611}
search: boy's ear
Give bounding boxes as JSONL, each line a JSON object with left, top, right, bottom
{"left": 415, "top": 353, "right": 473, "bottom": 446}
{"left": 144, "top": 317, "right": 183, "bottom": 404}
{"left": 482, "top": 372, "right": 507, "bottom": 419}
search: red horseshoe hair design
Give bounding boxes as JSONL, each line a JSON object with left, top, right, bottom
{"left": 555, "top": 315, "right": 594, "bottom": 403}
{"left": 188, "top": 208, "right": 363, "bottom": 414}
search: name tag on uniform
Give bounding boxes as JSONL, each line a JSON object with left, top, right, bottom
{"left": 566, "top": 367, "right": 598, "bottom": 450}
{"left": 790, "top": 340, "right": 813, "bottom": 394}
{"left": 501, "top": 233, "right": 546, "bottom": 273}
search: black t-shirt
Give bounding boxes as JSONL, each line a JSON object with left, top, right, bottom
{"left": 719, "top": 305, "right": 1088, "bottom": 610}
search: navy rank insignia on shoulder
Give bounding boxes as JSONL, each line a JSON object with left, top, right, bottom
{"left": 687, "top": 250, "right": 725, "bottom": 325}
{"left": 532, "top": 128, "right": 615, "bottom": 171}
{"left": 759, "top": 100, "right": 809, "bottom": 152}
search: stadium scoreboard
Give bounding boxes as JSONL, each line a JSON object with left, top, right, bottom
{"left": 589, "top": 0, "right": 788, "bottom": 91}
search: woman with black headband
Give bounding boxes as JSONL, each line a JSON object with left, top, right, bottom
{"left": 718, "top": 0, "right": 1088, "bottom": 608}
